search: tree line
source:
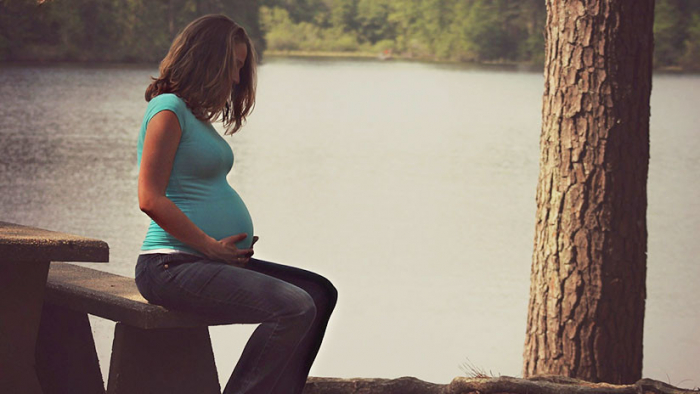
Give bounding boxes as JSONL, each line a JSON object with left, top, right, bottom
{"left": 1, "top": 0, "right": 699, "bottom": 70}
{"left": 262, "top": 0, "right": 700, "bottom": 69}
{"left": 261, "top": 0, "right": 547, "bottom": 64}
{"left": 0, "top": 0, "right": 262, "bottom": 63}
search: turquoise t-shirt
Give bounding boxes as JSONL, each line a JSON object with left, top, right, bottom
{"left": 137, "top": 93, "right": 254, "bottom": 255}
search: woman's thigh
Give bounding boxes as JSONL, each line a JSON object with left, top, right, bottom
{"left": 246, "top": 258, "right": 338, "bottom": 311}
{"left": 136, "top": 253, "right": 315, "bottom": 324}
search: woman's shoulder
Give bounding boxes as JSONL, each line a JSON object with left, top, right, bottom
{"left": 143, "top": 93, "right": 191, "bottom": 134}
{"left": 147, "top": 93, "right": 190, "bottom": 119}
{"left": 148, "top": 93, "right": 187, "bottom": 110}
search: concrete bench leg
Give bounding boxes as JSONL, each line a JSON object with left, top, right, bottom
{"left": 106, "top": 323, "right": 220, "bottom": 394}
{"left": 0, "top": 260, "right": 49, "bottom": 394}
{"left": 35, "top": 303, "right": 105, "bottom": 394}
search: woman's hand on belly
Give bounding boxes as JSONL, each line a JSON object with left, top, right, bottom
{"left": 203, "top": 233, "right": 255, "bottom": 267}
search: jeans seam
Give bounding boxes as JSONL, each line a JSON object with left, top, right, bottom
{"left": 241, "top": 319, "right": 281, "bottom": 390}
{"left": 139, "top": 257, "right": 166, "bottom": 305}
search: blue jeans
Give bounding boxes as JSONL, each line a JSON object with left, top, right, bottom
{"left": 134, "top": 253, "right": 337, "bottom": 394}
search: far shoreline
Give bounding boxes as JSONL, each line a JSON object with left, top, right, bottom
{"left": 263, "top": 49, "right": 543, "bottom": 70}
{"left": 263, "top": 50, "right": 700, "bottom": 74}
{"left": 1, "top": 53, "right": 697, "bottom": 74}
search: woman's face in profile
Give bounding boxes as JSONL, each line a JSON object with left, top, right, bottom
{"left": 232, "top": 42, "right": 248, "bottom": 86}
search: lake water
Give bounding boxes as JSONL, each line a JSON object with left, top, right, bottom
{"left": 0, "top": 58, "right": 698, "bottom": 388}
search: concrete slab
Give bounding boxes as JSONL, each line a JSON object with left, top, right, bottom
{"left": 0, "top": 221, "right": 108, "bottom": 263}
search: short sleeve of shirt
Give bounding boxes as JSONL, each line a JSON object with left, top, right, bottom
{"left": 137, "top": 93, "right": 189, "bottom": 167}
{"left": 144, "top": 93, "right": 187, "bottom": 135}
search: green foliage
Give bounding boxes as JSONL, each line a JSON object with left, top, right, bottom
{"left": 372, "top": 39, "right": 396, "bottom": 52}
{"left": 356, "top": 0, "right": 393, "bottom": 44}
{"left": 654, "top": 0, "right": 685, "bottom": 67}
{"left": 681, "top": 13, "right": 700, "bottom": 70}
{"left": 260, "top": 0, "right": 326, "bottom": 24}
{"left": 462, "top": 1, "right": 513, "bottom": 61}
{"left": 330, "top": 0, "right": 358, "bottom": 33}
{"left": 261, "top": 5, "right": 360, "bottom": 52}
{"left": 2, "top": 0, "right": 699, "bottom": 69}
{"left": 262, "top": 0, "right": 546, "bottom": 63}
{"left": 261, "top": 7, "right": 300, "bottom": 50}
{"left": 262, "top": 0, "right": 699, "bottom": 69}
{"left": 0, "top": 0, "right": 263, "bottom": 63}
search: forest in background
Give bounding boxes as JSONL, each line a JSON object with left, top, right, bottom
{"left": 0, "top": 0, "right": 262, "bottom": 63}
{"left": 1, "top": 0, "right": 699, "bottom": 71}
{"left": 262, "top": 0, "right": 700, "bottom": 69}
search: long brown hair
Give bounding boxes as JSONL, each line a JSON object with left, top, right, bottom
{"left": 145, "top": 14, "right": 256, "bottom": 135}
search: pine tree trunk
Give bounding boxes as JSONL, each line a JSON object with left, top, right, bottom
{"left": 523, "top": 0, "right": 654, "bottom": 384}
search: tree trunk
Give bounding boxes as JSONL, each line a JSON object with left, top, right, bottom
{"left": 523, "top": 0, "right": 654, "bottom": 384}
{"left": 168, "top": 0, "right": 175, "bottom": 39}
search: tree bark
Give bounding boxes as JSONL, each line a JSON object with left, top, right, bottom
{"left": 523, "top": 0, "right": 654, "bottom": 384}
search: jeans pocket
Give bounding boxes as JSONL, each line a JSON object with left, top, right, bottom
{"left": 135, "top": 254, "right": 174, "bottom": 305}
{"left": 155, "top": 253, "right": 201, "bottom": 279}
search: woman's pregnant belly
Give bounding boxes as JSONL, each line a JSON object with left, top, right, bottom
{"left": 181, "top": 187, "right": 254, "bottom": 249}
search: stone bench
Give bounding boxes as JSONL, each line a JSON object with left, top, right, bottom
{"left": 36, "top": 262, "right": 232, "bottom": 394}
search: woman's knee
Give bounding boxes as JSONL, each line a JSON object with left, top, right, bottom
{"left": 296, "top": 289, "right": 317, "bottom": 322}
{"left": 272, "top": 283, "right": 317, "bottom": 324}
{"left": 310, "top": 274, "right": 338, "bottom": 314}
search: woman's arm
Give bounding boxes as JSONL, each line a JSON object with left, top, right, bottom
{"left": 138, "top": 110, "right": 253, "bottom": 265}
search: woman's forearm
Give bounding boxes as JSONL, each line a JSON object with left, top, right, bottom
{"left": 141, "top": 195, "right": 216, "bottom": 255}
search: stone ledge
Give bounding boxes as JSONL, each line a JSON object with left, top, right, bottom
{"left": 303, "top": 376, "right": 700, "bottom": 394}
{"left": 304, "top": 376, "right": 442, "bottom": 394}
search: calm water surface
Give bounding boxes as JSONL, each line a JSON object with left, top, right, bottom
{"left": 0, "top": 58, "right": 698, "bottom": 387}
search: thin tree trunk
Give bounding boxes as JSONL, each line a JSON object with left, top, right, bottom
{"left": 168, "top": 0, "right": 175, "bottom": 39}
{"left": 523, "top": 0, "right": 654, "bottom": 384}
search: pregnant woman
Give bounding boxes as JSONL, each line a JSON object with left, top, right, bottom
{"left": 134, "top": 14, "right": 337, "bottom": 394}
